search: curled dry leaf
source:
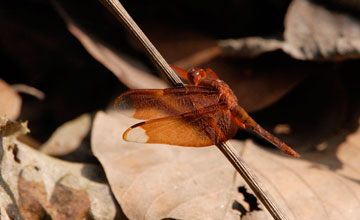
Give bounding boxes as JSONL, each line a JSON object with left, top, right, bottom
{"left": 67, "top": 23, "right": 167, "bottom": 89}
{"left": 92, "top": 111, "right": 360, "bottom": 219}
{"left": 0, "top": 119, "right": 119, "bottom": 220}
{"left": 40, "top": 114, "right": 91, "bottom": 156}
{"left": 52, "top": 1, "right": 167, "bottom": 90}
{"left": 220, "top": 0, "right": 360, "bottom": 61}
{"left": 11, "top": 84, "right": 45, "bottom": 100}
{"left": 0, "top": 79, "right": 22, "bottom": 120}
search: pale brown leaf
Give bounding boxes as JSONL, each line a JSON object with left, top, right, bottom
{"left": 0, "top": 79, "right": 21, "bottom": 120}
{"left": 243, "top": 120, "right": 360, "bottom": 219}
{"left": 92, "top": 111, "right": 360, "bottom": 219}
{"left": 52, "top": 1, "right": 167, "bottom": 90}
{"left": 0, "top": 207, "right": 12, "bottom": 220}
{"left": 220, "top": 0, "right": 360, "bottom": 61}
{"left": 40, "top": 114, "right": 91, "bottom": 156}
{"left": 18, "top": 166, "right": 93, "bottom": 220}
{"left": 91, "top": 111, "right": 272, "bottom": 220}
{"left": 0, "top": 119, "right": 119, "bottom": 220}
{"left": 0, "top": 185, "right": 15, "bottom": 220}
{"left": 219, "top": 37, "right": 285, "bottom": 59}
{"left": 284, "top": 0, "right": 360, "bottom": 61}
{"left": 68, "top": 23, "right": 167, "bottom": 89}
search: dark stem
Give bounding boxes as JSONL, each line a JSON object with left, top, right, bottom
{"left": 100, "top": 0, "right": 183, "bottom": 87}
{"left": 217, "top": 142, "right": 289, "bottom": 220}
{"left": 99, "top": 0, "right": 289, "bottom": 219}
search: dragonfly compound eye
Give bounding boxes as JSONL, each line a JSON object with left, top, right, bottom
{"left": 188, "top": 68, "right": 207, "bottom": 85}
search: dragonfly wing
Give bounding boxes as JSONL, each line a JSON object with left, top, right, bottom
{"left": 115, "top": 86, "right": 220, "bottom": 120}
{"left": 123, "top": 104, "right": 238, "bottom": 147}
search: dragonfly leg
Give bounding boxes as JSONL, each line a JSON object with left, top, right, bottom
{"left": 170, "top": 65, "right": 189, "bottom": 81}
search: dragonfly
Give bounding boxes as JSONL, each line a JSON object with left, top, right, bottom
{"left": 115, "top": 66, "right": 300, "bottom": 158}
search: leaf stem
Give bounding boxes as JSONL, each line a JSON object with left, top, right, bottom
{"left": 99, "top": 0, "right": 289, "bottom": 219}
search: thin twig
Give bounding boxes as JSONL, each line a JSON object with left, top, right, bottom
{"left": 100, "top": 0, "right": 183, "bottom": 87}
{"left": 99, "top": 0, "right": 289, "bottom": 219}
{"left": 217, "top": 142, "right": 289, "bottom": 220}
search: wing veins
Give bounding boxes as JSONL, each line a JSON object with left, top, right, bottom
{"left": 123, "top": 103, "right": 235, "bottom": 147}
{"left": 115, "top": 86, "right": 221, "bottom": 120}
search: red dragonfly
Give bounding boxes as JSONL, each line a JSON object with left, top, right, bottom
{"left": 115, "top": 66, "right": 300, "bottom": 158}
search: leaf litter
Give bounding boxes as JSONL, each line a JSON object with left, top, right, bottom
{"left": 2, "top": 0, "right": 360, "bottom": 219}
{"left": 220, "top": 0, "right": 360, "bottom": 61}
{"left": 91, "top": 111, "right": 272, "bottom": 220}
{"left": 91, "top": 109, "right": 360, "bottom": 220}
{"left": 0, "top": 79, "right": 22, "bottom": 120}
{"left": 0, "top": 118, "right": 120, "bottom": 219}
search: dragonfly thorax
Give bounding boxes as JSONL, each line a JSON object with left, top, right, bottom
{"left": 199, "top": 78, "right": 238, "bottom": 109}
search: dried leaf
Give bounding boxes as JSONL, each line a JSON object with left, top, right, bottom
{"left": 67, "top": 23, "right": 167, "bottom": 89}
{"left": 18, "top": 167, "right": 48, "bottom": 219}
{"left": 52, "top": 1, "right": 167, "bottom": 90}
{"left": 0, "top": 120, "right": 119, "bottom": 220}
{"left": 91, "top": 111, "right": 271, "bottom": 220}
{"left": 0, "top": 206, "right": 12, "bottom": 220}
{"left": 220, "top": 0, "right": 360, "bottom": 61}
{"left": 48, "top": 175, "right": 91, "bottom": 219}
{"left": 144, "top": 25, "right": 306, "bottom": 112}
{"left": 18, "top": 167, "right": 93, "bottom": 220}
{"left": 54, "top": 2, "right": 306, "bottom": 113}
{"left": 0, "top": 79, "right": 21, "bottom": 120}
{"left": 284, "top": 0, "right": 360, "bottom": 61}
{"left": 242, "top": 116, "right": 360, "bottom": 219}
{"left": 40, "top": 114, "right": 91, "bottom": 156}
{"left": 11, "top": 84, "right": 45, "bottom": 100}
{"left": 92, "top": 111, "right": 360, "bottom": 219}
{"left": 0, "top": 117, "right": 29, "bottom": 138}
{"left": 219, "top": 37, "right": 285, "bottom": 59}
{"left": 0, "top": 183, "right": 16, "bottom": 220}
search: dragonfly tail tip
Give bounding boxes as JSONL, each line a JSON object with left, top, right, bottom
{"left": 283, "top": 146, "right": 300, "bottom": 158}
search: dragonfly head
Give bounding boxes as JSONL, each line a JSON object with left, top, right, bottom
{"left": 188, "top": 68, "right": 207, "bottom": 85}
